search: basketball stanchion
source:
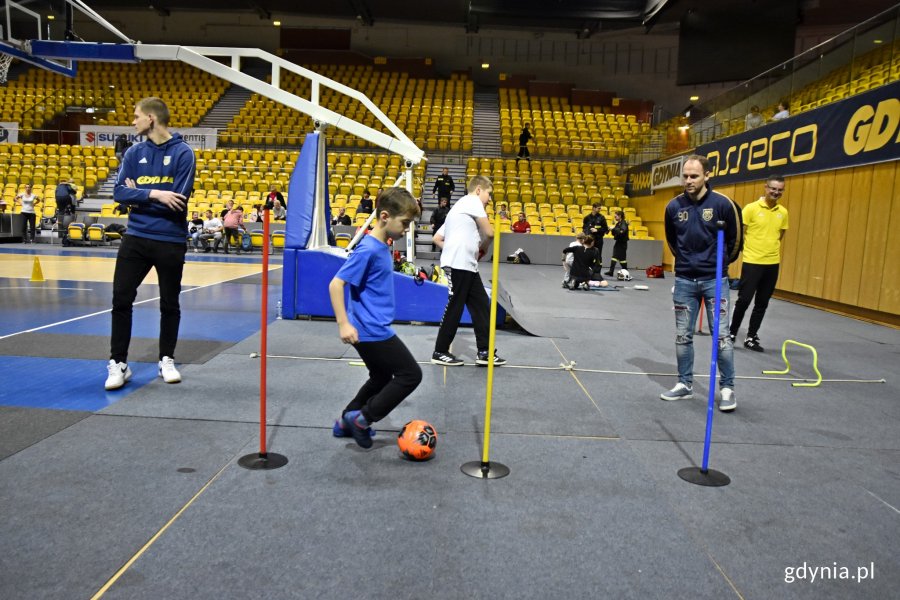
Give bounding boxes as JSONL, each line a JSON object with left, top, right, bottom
{"left": 239, "top": 207, "right": 288, "bottom": 470}
{"left": 678, "top": 221, "right": 730, "bottom": 487}
{"left": 461, "top": 210, "right": 510, "bottom": 480}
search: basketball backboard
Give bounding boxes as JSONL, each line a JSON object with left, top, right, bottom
{"left": 0, "top": 0, "right": 77, "bottom": 77}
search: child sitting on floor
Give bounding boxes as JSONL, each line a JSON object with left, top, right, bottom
{"left": 562, "top": 235, "right": 601, "bottom": 290}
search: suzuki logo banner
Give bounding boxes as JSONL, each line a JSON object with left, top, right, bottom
{"left": 80, "top": 125, "right": 218, "bottom": 150}
{"left": 0, "top": 122, "right": 19, "bottom": 144}
{"left": 697, "top": 80, "right": 900, "bottom": 185}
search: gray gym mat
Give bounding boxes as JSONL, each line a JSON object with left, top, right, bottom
{"left": 0, "top": 333, "right": 234, "bottom": 364}
{"left": 0, "top": 406, "right": 90, "bottom": 460}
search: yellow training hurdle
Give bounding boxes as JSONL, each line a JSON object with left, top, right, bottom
{"left": 762, "top": 339, "right": 823, "bottom": 387}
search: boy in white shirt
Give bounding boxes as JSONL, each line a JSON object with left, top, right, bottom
{"left": 431, "top": 175, "right": 506, "bottom": 367}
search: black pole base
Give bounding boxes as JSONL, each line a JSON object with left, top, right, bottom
{"left": 678, "top": 466, "right": 730, "bottom": 487}
{"left": 461, "top": 460, "right": 510, "bottom": 479}
{"left": 238, "top": 452, "right": 288, "bottom": 470}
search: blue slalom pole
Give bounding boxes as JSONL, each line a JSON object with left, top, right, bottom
{"left": 700, "top": 221, "right": 725, "bottom": 473}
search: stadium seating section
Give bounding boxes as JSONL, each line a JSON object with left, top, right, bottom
{"left": 500, "top": 88, "right": 649, "bottom": 160}
{"left": 223, "top": 65, "right": 473, "bottom": 151}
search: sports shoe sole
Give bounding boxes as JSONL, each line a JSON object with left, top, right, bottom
{"left": 431, "top": 358, "right": 464, "bottom": 366}
{"left": 158, "top": 369, "right": 182, "bottom": 384}
{"left": 660, "top": 392, "right": 693, "bottom": 401}
{"left": 718, "top": 402, "right": 737, "bottom": 412}
{"left": 475, "top": 358, "right": 507, "bottom": 366}
{"left": 105, "top": 369, "right": 132, "bottom": 391}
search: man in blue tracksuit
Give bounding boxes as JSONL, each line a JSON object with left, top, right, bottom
{"left": 661, "top": 154, "right": 742, "bottom": 412}
{"left": 105, "top": 97, "right": 195, "bottom": 391}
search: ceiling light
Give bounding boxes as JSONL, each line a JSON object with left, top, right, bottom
{"left": 273, "top": 20, "right": 281, "bottom": 27}
{"left": 689, "top": 95, "right": 699, "bottom": 102}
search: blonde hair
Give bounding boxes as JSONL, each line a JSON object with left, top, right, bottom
{"left": 467, "top": 175, "right": 492, "bottom": 194}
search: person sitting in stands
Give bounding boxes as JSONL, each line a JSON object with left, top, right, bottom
{"left": 199, "top": 209, "right": 223, "bottom": 253}
{"left": 266, "top": 184, "right": 285, "bottom": 209}
{"left": 511, "top": 212, "right": 531, "bottom": 233}
{"left": 332, "top": 207, "right": 351, "bottom": 226}
{"left": 357, "top": 190, "right": 374, "bottom": 215}
{"left": 189, "top": 211, "right": 205, "bottom": 252}
{"left": 497, "top": 203, "right": 510, "bottom": 220}
{"left": 272, "top": 199, "right": 286, "bottom": 221}
{"left": 772, "top": 101, "right": 790, "bottom": 121}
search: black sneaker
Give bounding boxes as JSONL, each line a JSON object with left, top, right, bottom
{"left": 744, "top": 336, "right": 764, "bottom": 352}
{"left": 342, "top": 410, "right": 373, "bottom": 449}
{"left": 476, "top": 350, "right": 507, "bottom": 366}
{"left": 432, "top": 351, "right": 464, "bottom": 366}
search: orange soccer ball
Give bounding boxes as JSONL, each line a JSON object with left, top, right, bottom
{"left": 397, "top": 420, "right": 437, "bottom": 461}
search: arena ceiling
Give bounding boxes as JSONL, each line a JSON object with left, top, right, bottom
{"left": 49, "top": 0, "right": 900, "bottom": 36}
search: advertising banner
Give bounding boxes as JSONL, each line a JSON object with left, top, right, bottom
{"left": 696, "top": 80, "right": 900, "bottom": 185}
{"left": 79, "top": 125, "right": 218, "bottom": 150}
{"left": 650, "top": 155, "right": 686, "bottom": 191}
{"left": 0, "top": 122, "right": 20, "bottom": 144}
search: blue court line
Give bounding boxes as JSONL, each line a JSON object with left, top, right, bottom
{"left": 0, "top": 356, "right": 160, "bottom": 412}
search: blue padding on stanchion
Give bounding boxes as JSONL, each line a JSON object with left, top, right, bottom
{"left": 284, "top": 132, "right": 332, "bottom": 249}
{"left": 281, "top": 248, "right": 299, "bottom": 320}
{"left": 284, "top": 249, "right": 505, "bottom": 325}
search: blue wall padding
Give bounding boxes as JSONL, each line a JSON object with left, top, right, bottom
{"left": 282, "top": 249, "right": 506, "bottom": 326}
{"left": 285, "top": 132, "right": 331, "bottom": 249}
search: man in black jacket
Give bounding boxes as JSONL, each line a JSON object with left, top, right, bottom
{"left": 432, "top": 168, "right": 455, "bottom": 201}
{"left": 582, "top": 202, "right": 609, "bottom": 267}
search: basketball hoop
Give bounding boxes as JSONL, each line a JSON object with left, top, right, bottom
{"left": 0, "top": 53, "right": 13, "bottom": 84}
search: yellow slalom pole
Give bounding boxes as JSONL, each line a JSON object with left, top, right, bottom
{"left": 461, "top": 206, "right": 510, "bottom": 479}
{"left": 481, "top": 209, "right": 502, "bottom": 464}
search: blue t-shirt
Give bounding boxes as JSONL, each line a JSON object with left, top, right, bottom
{"left": 334, "top": 235, "right": 395, "bottom": 342}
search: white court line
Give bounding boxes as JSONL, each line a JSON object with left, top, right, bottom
{"left": 865, "top": 488, "right": 900, "bottom": 515}
{"left": 0, "top": 272, "right": 263, "bottom": 341}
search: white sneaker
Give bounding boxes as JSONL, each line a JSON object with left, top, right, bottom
{"left": 158, "top": 356, "right": 182, "bottom": 383}
{"left": 719, "top": 388, "right": 737, "bottom": 412}
{"left": 105, "top": 359, "right": 132, "bottom": 390}
{"left": 660, "top": 382, "right": 693, "bottom": 401}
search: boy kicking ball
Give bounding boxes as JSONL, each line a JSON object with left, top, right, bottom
{"left": 329, "top": 188, "right": 423, "bottom": 448}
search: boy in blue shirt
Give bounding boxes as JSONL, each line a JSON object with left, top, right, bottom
{"left": 105, "top": 97, "right": 195, "bottom": 391}
{"left": 329, "top": 187, "right": 423, "bottom": 448}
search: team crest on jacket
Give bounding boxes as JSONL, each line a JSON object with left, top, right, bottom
{"left": 702, "top": 208, "right": 713, "bottom": 221}
{"left": 163, "top": 156, "right": 171, "bottom": 166}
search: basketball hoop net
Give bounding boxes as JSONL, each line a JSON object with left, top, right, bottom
{"left": 0, "top": 53, "right": 13, "bottom": 84}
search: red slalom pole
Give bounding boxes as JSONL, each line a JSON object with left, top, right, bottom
{"left": 259, "top": 208, "right": 269, "bottom": 456}
{"left": 238, "top": 206, "right": 287, "bottom": 470}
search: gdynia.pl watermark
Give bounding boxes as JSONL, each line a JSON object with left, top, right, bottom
{"left": 784, "top": 562, "right": 875, "bottom": 583}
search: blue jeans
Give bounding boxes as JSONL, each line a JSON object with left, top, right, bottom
{"left": 672, "top": 276, "right": 734, "bottom": 389}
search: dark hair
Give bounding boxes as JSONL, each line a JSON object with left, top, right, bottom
{"left": 615, "top": 210, "right": 625, "bottom": 219}
{"left": 684, "top": 154, "right": 710, "bottom": 172}
{"left": 377, "top": 187, "right": 420, "bottom": 218}
{"left": 766, "top": 174, "right": 785, "bottom": 184}
{"left": 583, "top": 235, "right": 595, "bottom": 246}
